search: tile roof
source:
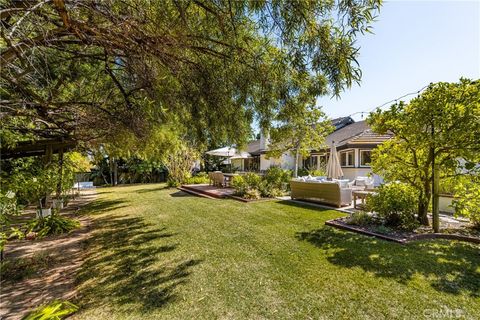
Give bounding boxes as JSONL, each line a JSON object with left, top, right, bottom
{"left": 325, "top": 120, "right": 392, "bottom": 147}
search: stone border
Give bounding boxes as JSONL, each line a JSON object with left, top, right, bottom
{"left": 325, "top": 218, "right": 480, "bottom": 245}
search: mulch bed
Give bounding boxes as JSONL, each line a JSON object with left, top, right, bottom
{"left": 326, "top": 217, "right": 480, "bottom": 245}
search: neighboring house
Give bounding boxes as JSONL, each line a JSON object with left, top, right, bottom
{"left": 230, "top": 117, "right": 393, "bottom": 181}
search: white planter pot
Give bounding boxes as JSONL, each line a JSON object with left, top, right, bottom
{"left": 37, "top": 208, "right": 52, "bottom": 218}
{"left": 53, "top": 199, "right": 64, "bottom": 210}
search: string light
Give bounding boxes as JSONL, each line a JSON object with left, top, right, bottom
{"left": 334, "top": 84, "right": 430, "bottom": 120}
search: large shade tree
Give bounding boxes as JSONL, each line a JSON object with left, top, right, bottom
{"left": 368, "top": 79, "right": 480, "bottom": 229}
{"left": 1, "top": 0, "right": 382, "bottom": 153}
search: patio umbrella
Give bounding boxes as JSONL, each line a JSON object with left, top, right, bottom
{"left": 326, "top": 143, "right": 343, "bottom": 179}
{"left": 229, "top": 151, "right": 251, "bottom": 159}
{"left": 205, "top": 146, "right": 237, "bottom": 157}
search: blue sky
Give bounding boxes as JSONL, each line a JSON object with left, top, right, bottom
{"left": 318, "top": 0, "right": 480, "bottom": 121}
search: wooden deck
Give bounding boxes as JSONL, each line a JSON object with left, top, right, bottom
{"left": 179, "top": 184, "right": 235, "bottom": 199}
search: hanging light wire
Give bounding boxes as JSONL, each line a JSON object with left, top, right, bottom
{"left": 334, "top": 84, "right": 431, "bottom": 119}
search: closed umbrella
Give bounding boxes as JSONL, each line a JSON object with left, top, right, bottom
{"left": 326, "top": 143, "right": 343, "bottom": 179}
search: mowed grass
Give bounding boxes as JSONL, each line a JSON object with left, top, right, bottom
{"left": 73, "top": 184, "right": 480, "bottom": 319}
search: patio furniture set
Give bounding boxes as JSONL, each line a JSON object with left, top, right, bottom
{"left": 208, "top": 172, "right": 238, "bottom": 188}
{"left": 290, "top": 176, "right": 376, "bottom": 208}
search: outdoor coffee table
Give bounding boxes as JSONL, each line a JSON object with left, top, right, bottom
{"left": 352, "top": 190, "right": 375, "bottom": 209}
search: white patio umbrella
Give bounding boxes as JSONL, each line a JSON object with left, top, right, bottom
{"left": 326, "top": 143, "right": 343, "bottom": 179}
{"left": 205, "top": 146, "right": 237, "bottom": 157}
{"left": 229, "top": 151, "right": 251, "bottom": 159}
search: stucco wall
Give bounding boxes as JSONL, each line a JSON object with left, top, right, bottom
{"left": 341, "top": 168, "right": 372, "bottom": 181}
{"left": 260, "top": 155, "right": 271, "bottom": 171}
{"left": 439, "top": 195, "right": 455, "bottom": 214}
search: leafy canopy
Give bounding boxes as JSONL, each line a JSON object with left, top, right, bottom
{"left": 368, "top": 78, "right": 480, "bottom": 224}
{"left": 1, "top": 0, "right": 382, "bottom": 154}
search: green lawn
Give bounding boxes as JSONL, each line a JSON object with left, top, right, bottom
{"left": 74, "top": 184, "right": 480, "bottom": 319}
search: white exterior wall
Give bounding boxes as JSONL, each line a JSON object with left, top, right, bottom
{"left": 341, "top": 167, "right": 372, "bottom": 181}
{"left": 260, "top": 155, "right": 271, "bottom": 171}
{"left": 439, "top": 195, "right": 455, "bottom": 214}
{"left": 280, "top": 152, "right": 296, "bottom": 170}
{"left": 260, "top": 152, "right": 296, "bottom": 171}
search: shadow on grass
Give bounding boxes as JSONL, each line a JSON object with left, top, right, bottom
{"left": 296, "top": 227, "right": 480, "bottom": 297}
{"left": 76, "top": 214, "right": 201, "bottom": 312}
{"left": 78, "top": 198, "right": 129, "bottom": 217}
{"left": 169, "top": 191, "right": 195, "bottom": 198}
{"left": 276, "top": 200, "right": 335, "bottom": 213}
{"left": 135, "top": 186, "right": 169, "bottom": 194}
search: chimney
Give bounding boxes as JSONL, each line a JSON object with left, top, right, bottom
{"left": 259, "top": 131, "right": 270, "bottom": 150}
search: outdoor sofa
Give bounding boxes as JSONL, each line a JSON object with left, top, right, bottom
{"left": 290, "top": 179, "right": 352, "bottom": 208}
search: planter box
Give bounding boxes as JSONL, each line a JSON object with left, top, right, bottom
{"left": 36, "top": 208, "right": 51, "bottom": 218}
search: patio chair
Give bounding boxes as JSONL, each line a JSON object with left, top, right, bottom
{"left": 208, "top": 172, "right": 215, "bottom": 185}
{"left": 213, "top": 172, "right": 225, "bottom": 187}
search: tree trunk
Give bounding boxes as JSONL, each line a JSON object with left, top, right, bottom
{"left": 42, "top": 144, "right": 53, "bottom": 208}
{"left": 109, "top": 157, "right": 114, "bottom": 185}
{"left": 418, "top": 179, "right": 431, "bottom": 226}
{"left": 294, "top": 148, "right": 299, "bottom": 178}
{"left": 432, "top": 163, "right": 440, "bottom": 232}
{"left": 113, "top": 158, "right": 118, "bottom": 186}
{"left": 56, "top": 147, "right": 64, "bottom": 198}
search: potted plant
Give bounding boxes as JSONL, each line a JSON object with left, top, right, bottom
{"left": 27, "top": 171, "right": 57, "bottom": 219}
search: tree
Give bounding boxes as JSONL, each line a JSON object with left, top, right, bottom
{"left": 268, "top": 103, "right": 333, "bottom": 177}
{"left": 1, "top": 0, "right": 381, "bottom": 153}
{"left": 368, "top": 79, "right": 480, "bottom": 229}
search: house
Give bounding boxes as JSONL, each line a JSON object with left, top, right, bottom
{"left": 304, "top": 118, "right": 393, "bottom": 181}
{"left": 230, "top": 117, "right": 393, "bottom": 181}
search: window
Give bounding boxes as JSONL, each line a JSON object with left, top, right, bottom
{"left": 318, "top": 153, "right": 328, "bottom": 171}
{"left": 340, "top": 150, "right": 354, "bottom": 167}
{"left": 303, "top": 155, "right": 318, "bottom": 170}
{"left": 360, "top": 150, "right": 372, "bottom": 167}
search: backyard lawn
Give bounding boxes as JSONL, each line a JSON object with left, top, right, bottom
{"left": 74, "top": 184, "right": 479, "bottom": 319}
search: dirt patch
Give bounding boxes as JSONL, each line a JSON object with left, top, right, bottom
{"left": 0, "top": 190, "right": 96, "bottom": 320}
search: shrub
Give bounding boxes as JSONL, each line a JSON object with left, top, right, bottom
{"left": 29, "top": 214, "right": 80, "bottom": 238}
{"left": 232, "top": 175, "right": 248, "bottom": 196}
{"left": 297, "top": 168, "right": 309, "bottom": 177}
{"left": 366, "top": 182, "right": 419, "bottom": 231}
{"left": 346, "top": 211, "right": 375, "bottom": 226}
{"left": 25, "top": 300, "right": 79, "bottom": 320}
{"left": 185, "top": 172, "right": 210, "bottom": 184}
{"left": 243, "top": 173, "right": 261, "bottom": 189}
{"left": 308, "top": 169, "right": 326, "bottom": 177}
{"left": 452, "top": 176, "right": 480, "bottom": 229}
{"left": 244, "top": 189, "right": 261, "bottom": 200}
{"left": 264, "top": 167, "right": 291, "bottom": 190}
{"left": 166, "top": 179, "right": 180, "bottom": 188}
